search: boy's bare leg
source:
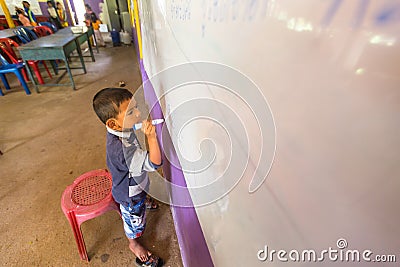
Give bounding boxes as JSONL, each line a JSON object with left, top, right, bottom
{"left": 128, "top": 238, "right": 150, "bottom": 262}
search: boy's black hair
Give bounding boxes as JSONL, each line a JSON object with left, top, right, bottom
{"left": 22, "top": 1, "right": 30, "bottom": 6}
{"left": 93, "top": 88, "right": 133, "bottom": 124}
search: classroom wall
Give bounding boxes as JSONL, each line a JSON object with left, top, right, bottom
{"left": 0, "top": 0, "right": 109, "bottom": 27}
{"left": 137, "top": 0, "right": 400, "bottom": 266}
{"left": 0, "top": 0, "right": 42, "bottom": 15}
{"left": 84, "top": 0, "right": 102, "bottom": 19}
{"left": 0, "top": 0, "right": 74, "bottom": 26}
{"left": 38, "top": 1, "right": 73, "bottom": 26}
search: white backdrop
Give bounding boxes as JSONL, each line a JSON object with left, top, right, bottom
{"left": 139, "top": 0, "right": 400, "bottom": 266}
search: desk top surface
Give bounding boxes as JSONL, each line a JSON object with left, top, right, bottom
{"left": 56, "top": 27, "right": 91, "bottom": 36}
{"left": 0, "top": 27, "right": 31, "bottom": 39}
{"left": 56, "top": 28, "right": 78, "bottom": 35}
{"left": 0, "top": 29, "right": 17, "bottom": 39}
{"left": 18, "top": 34, "right": 77, "bottom": 50}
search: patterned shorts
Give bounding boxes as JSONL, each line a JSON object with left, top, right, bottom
{"left": 120, "top": 197, "right": 147, "bottom": 239}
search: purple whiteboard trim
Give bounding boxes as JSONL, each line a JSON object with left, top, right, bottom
{"left": 139, "top": 59, "right": 214, "bottom": 267}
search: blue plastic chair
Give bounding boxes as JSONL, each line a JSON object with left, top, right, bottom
{"left": 20, "top": 27, "right": 38, "bottom": 41}
{"left": 0, "top": 53, "right": 31, "bottom": 95}
{"left": 13, "top": 27, "right": 38, "bottom": 44}
{"left": 39, "top": 22, "right": 58, "bottom": 33}
{"left": 13, "top": 29, "right": 30, "bottom": 44}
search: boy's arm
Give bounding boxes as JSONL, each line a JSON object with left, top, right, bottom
{"left": 141, "top": 120, "right": 162, "bottom": 166}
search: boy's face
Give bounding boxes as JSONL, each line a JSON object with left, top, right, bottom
{"left": 106, "top": 98, "right": 141, "bottom": 131}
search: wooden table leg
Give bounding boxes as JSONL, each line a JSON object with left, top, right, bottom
{"left": 50, "top": 60, "right": 58, "bottom": 75}
{"left": 75, "top": 41, "right": 87, "bottom": 74}
{"left": 62, "top": 56, "right": 76, "bottom": 90}
{"left": 91, "top": 27, "right": 99, "bottom": 53}
{"left": 24, "top": 60, "right": 39, "bottom": 93}
{"left": 86, "top": 32, "right": 95, "bottom": 62}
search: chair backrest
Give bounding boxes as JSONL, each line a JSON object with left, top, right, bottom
{"left": 0, "top": 38, "right": 19, "bottom": 60}
{"left": 0, "top": 44, "right": 19, "bottom": 65}
{"left": 13, "top": 29, "right": 30, "bottom": 44}
{"left": 0, "top": 52, "right": 11, "bottom": 66}
{"left": 38, "top": 22, "right": 58, "bottom": 33}
{"left": 33, "top": 26, "right": 53, "bottom": 37}
{"left": 20, "top": 27, "right": 38, "bottom": 41}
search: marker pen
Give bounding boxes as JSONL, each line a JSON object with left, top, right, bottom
{"left": 133, "top": 119, "right": 164, "bottom": 130}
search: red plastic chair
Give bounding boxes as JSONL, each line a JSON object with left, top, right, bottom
{"left": 0, "top": 38, "right": 52, "bottom": 84}
{"left": 61, "top": 169, "right": 120, "bottom": 261}
{"left": 33, "top": 25, "right": 53, "bottom": 37}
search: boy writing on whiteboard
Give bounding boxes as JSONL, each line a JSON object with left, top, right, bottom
{"left": 93, "top": 88, "right": 163, "bottom": 267}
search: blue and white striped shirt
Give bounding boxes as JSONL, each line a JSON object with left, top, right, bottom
{"left": 106, "top": 127, "right": 161, "bottom": 206}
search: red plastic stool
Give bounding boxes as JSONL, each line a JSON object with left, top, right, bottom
{"left": 61, "top": 169, "right": 120, "bottom": 261}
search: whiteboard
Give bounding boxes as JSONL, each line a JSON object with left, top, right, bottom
{"left": 0, "top": 0, "right": 42, "bottom": 16}
{"left": 139, "top": 0, "right": 400, "bottom": 266}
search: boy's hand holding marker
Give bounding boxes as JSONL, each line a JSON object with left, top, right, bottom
{"left": 136, "top": 119, "right": 164, "bottom": 166}
{"left": 134, "top": 119, "right": 164, "bottom": 139}
{"left": 141, "top": 120, "right": 156, "bottom": 139}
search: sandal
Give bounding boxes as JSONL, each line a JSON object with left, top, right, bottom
{"left": 145, "top": 197, "right": 158, "bottom": 210}
{"left": 135, "top": 254, "right": 164, "bottom": 267}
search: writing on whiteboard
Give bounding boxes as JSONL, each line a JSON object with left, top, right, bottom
{"left": 171, "top": 0, "right": 192, "bottom": 20}
{"left": 170, "top": 0, "right": 400, "bottom": 29}
{"left": 322, "top": 0, "right": 400, "bottom": 27}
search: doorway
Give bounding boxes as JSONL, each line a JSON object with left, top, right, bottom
{"left": 104, "top": 0, "right": 128, "bottom": 32}
{"left": 72, "top": 0, "right": 86, "bottom": 26}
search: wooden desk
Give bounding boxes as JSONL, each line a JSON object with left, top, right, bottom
{"left": 56, "top": 27, "right": 96, "bottom": 61}
{"left": 18, "top": 34, "right": 86, "bottom": 92}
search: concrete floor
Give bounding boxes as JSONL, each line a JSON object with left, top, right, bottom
{"left": 0, "top": 45, "right": 183, "bottom": 266}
